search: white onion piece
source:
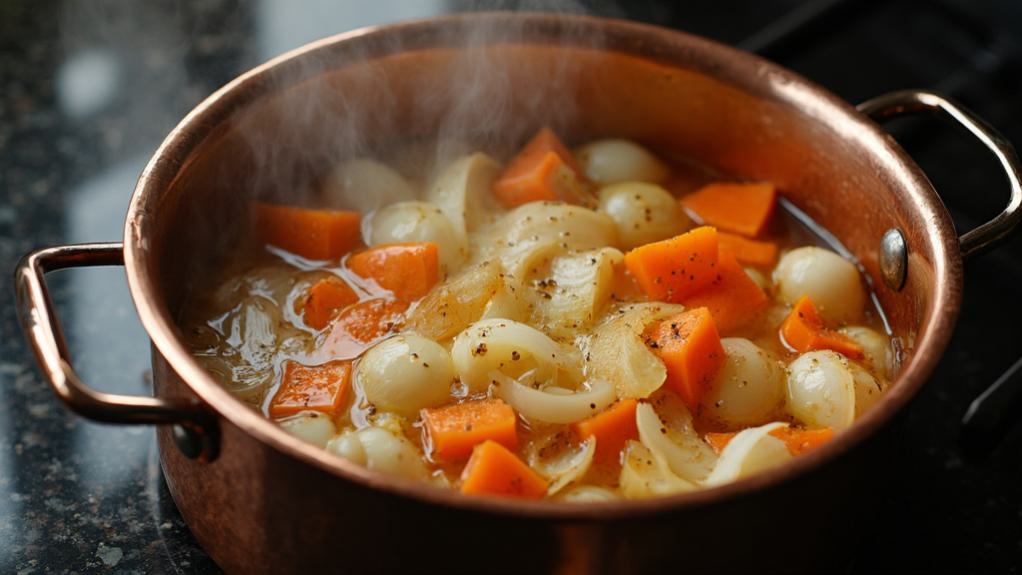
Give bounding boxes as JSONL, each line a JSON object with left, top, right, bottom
{"left": 355, "top": 427, "right": 430, "bottom": 481}
{"left": 700, "top": 338, "right": 786, "bottom": 427}
{"left": 704, "top": 422, "right": 792, "bottom": 486}
{"left": 451, "top": 318, "right": 581, "bottom": 392}
{"left": 786, "top": 350, "right": 856, "bottom": 430}
{"left": 574, "top": 139, "right": 670, "bottom": 185}
{"left": 426, "top": 152, "right": 502, "bottom": 241}
{"left": 773, "top": 246, "right": 866, "bottom": 324}
{"left": 635, "top": 402, "right": 718, "bottom": 482}
{"left": 586, "top": 303, "right": 685, "bottom": 399}
{"left": 407, "top": 261, "right": 502, "bottom": 341}
{"left": 851, "top": 361, "right": 885, "bottom": 416}
{"left": 357, "top": 334, "right": 456, "bottom": 417}
{"left": 597, "top": 182, "right": 689, "bottom": 249}
{"left": 619, "top": 440, "right": 697, "bottom": 498}
{"left": 321, "top": 158, "right": 416, "bottom": 213}
{"left": 838, "top": 325, "right": 892, "bottom": 378}
{"left": 525, "top": 433, "right": 597, "bottom": 495}
{"left": 326, "top": 431, "right": 366, "bottom": 464}
{"left": 278, "top": 412, "right": 336, "bottom": 448}
{"left": 491, "top": 372, "right": 615, "bottom": 424}
{"left": 366, "top": 201, "right": 466, "bottom": 273}
{"left": 556, "top": 485, "right": 618, "bottom": 503}
{"left": 497, "top": 203, "right": 618, "bottom": 277}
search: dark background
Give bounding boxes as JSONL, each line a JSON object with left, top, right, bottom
{"left": 1, "top": 0, "right": 1020, "bottom": 572}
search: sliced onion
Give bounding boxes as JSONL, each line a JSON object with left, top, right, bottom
{"left": 556, "top": 485, "right": 618, "bottom": 503}
{"left": 490, "top": 372, "right": 615, "bottom": 424}
{"left": 619, "top": 440, "right": 697, "bottom": 499}
{"left": 635, "top": 402, "right": 718, "bottom": 483}
{"left": 525, "top": 432, "right": 597, "bottom": 495}
{"left": 451, "top": 318, "right": 581, "bottom": 392}
{"left": 586, "top": 303, "right": 685, "bottom": 399}
{"left": 704, "top": 422, "right": 792, "bottom": 487}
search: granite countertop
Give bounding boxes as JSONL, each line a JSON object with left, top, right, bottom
{"left": 2, "top": 1, "right": 1020, "bottom": 573}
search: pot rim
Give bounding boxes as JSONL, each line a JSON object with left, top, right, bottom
{"left": 123, "top": 11, "right": 963, "bottom": 520}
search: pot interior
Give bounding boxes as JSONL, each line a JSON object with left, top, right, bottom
{"left": 133, "top": 15, "right": 960, "bottom": 491}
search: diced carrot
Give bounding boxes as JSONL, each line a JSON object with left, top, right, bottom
{"left": 422, "top": 398, "right": 518, "bottom": 463}
{"left": 718, "top": 232, "right": 778, "bottom": 268}
{"left": 321, "top": 298, "right": 410, "bottom": 358}
{"left": 572, "top": 399, "right": 639, "bottom": 464}
{"left": 460, "top": 440, "right": 549, "bottom": 499}
{"left": 680, "top": 182, "right": 777, "bottom": 237}
{"left": 779, "top": 295, "right": 865, "bottom": 359}
{"left": 623, "top": 226, "right": 720, "bottom": 303}
{"left": 682, "top": 250, "right": 768, "bottom": 332}
{"left": 491, "top": 128, "right": 587, "bottom": 207}
{"left": 770, "top": 427, "right": 835, "bottom": 456}
{"left": 347, "top": 242, "right": 440, "bottom": 301}
{"left": 647, "top": 307, "right": 726, "bottom": 409}
{"left": 269, "top": 360, "right": 352, "bottom": 418}
{"left": 253, "top": 202, "right": 361, "bottom": 260}
{"left": 301, "top": 277, "right": 359, "bottom": 330}
{"left": 705, "top": 427, "right": 834, "bottom": 457}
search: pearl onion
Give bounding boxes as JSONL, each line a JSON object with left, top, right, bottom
{"left": 773, "top": 247, "right": 866, "bottom": 324}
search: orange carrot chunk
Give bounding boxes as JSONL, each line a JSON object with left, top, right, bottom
{"left": 422, "top": 398, "right": 518, "bottom": 463}
{"left": 301, "top": 277, "right": 359, "bottom": 330}
{"left": 491, "top": 128, "right": 587, "bottom": 207}
{"left": 779, "top": 295, "right": 865, "bottom": 359}
{"left": 347, "top": 242, "right": 440, "bottom": 301}
{"left": 623, "top": 226, "right": 720, "bottom": 303}
{"left": 647, "top": 307, "right": 726, "bottom": 409}
{"left": 269, "top": 360, "right": 352, "bottom": 418}
{"left": 460, "top": 440, "right": 549, "bottom": 499}
{"left": 572, "top": 399, "right": 639, "bottom": 464}
{"left": 254, "top": 202, "right": 361, "bottom": 260}
{"left": 705, "top": 427, "right": 835, "bottom": 457}
{"left": 680, "top": 182, "right": 777, "bottom": 238}
{"left": 718, "top": 232, "right": 779, "bottom": 268}
{"left": 320, "top": 298, "right": 410, "bottom": 359}
{"left": 682, "top": 250, "right": 768, "bottom": 332}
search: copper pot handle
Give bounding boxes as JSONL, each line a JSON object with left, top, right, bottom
{"left": 14, "top": 242, "right": 218, "bottom": 462}
{"left": 857, "top": 89, "right": 1022, "bottom": 259}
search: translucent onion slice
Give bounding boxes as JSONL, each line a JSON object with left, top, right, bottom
{"left": 490, "top": 372, "right": 616, "bottom": 424}
{"left": 426, "top": 152, "right": 502, "bottom": 241}
{"left": 635, "top": 402, "right": 718, "bottom": 483}
{"left": 586, "top": 303, "right": 685, "bottom": 399}
{"left": 619, "top": 440, "right": 697, "bottom": 499}
{"left": 704, "top": 422, "right": 792, "bottom": 487}
{"left": 525, "top": 432, "right": 597, "bottom": 495}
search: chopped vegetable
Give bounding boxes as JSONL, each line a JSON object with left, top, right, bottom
{"left": 491, "top": 128, "right": 586, "bottom": 207}
{"left": 705, "top": 426, "right": 834, "bottom": 456}
{"left": 269, "top": 360, "right": 352, "bottom": 418}
{"left": 347, "top": 242, "right": 440, "bottom": 301}
{"left": 321, "top": 298, "right": 410, "bottom": 358}
{"left": 254, "top": 202, "right": 361, "bottom": 260}
{"left": 301, "top": 277, "right": 359, "bottom": 330}
{"left": 422, "top": 398, "right": 518, "bottom": 462}
{"left": 779, "top": 295, "right": 865, "bottom": 359}
{"left": 572, "top": 399, "right": 639, "bottom": 464}
{"left": 646, "top": 307, "right": 726, "bottom": 409}
{"left": 623, "top": 226, "right": 720, "bottom": 303}
{"left": 460, "top": 440, "right": 549, "bottom": 499}
{"left": 680, "top": 182, "right": 776, "bottom": 237}
{"left": 718, "top": 232, "right": 778, "bottom": 268}
{"left": 682, "top": 250, "right": 768, "bottom": 332}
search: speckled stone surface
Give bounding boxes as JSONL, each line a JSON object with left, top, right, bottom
{"left": 1, "top": 1, "right": 1020, "bottom": 573}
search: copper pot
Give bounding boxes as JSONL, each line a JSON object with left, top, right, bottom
{"left": 15, "top": 13, "right": 1022, "bottom": 574}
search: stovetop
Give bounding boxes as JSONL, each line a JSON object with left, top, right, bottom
{"left": 1, "top": 1, "right": 1019, "bottom": 573}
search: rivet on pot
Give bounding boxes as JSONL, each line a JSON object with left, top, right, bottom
{"left": 880, "top": 228, "right": 908, "bottom": 291}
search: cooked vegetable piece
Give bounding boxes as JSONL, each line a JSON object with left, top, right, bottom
{"left": 699, "top": 338, "right": 785, "bottom": 427}
{"left": 492, "top": 128, "right": 586, "bottom": 207}
{"left": 358, "top": 334, "right": 456, "bottom": 417}
{"left": 571, "top": 398, "right": 639, "bottom": 463}
{"left": 682, "top": 250, "right": 768, "bottom": 332}
{"left": 254, "top": 202, "right": 361, "bottom": 260}
{"left": 422, "top": 398, "right": 518, "bottom": 462}
{"left": 269, "top": 360, "right": 352, "bottom": 418}
{"left": 575, "top": 139, "right": 670, "bottom": 185}
{"left": 773, "top": 246, "right": 865, "bottom": 324}
{"left": 705, "top": 426, "right": 834, "bottom": 456}
{"left": 646, "top": 307, "right": 725, "bottom": 409}
{"left": 320, "top": 298, "right": 409, "bottom": 358}
{"left": 347, "top": 242, "right": 440, "bottom": 301}
{"left": 680, "top": 182, "right": 776, "bottom": 237}
{"left": 780, "top": 295, "right": 865, "bottom": 359}
{"left": 718, "top": 232, "right": 778, "bottom": 268}
{"left": 301, "top": 277, "right": 358, "bottom": 330}
{"left": 623, "top": 226, "right": 720, "bottom": 303}
{"left": 460, "top": 440, "right": 549, "bottom": 499}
